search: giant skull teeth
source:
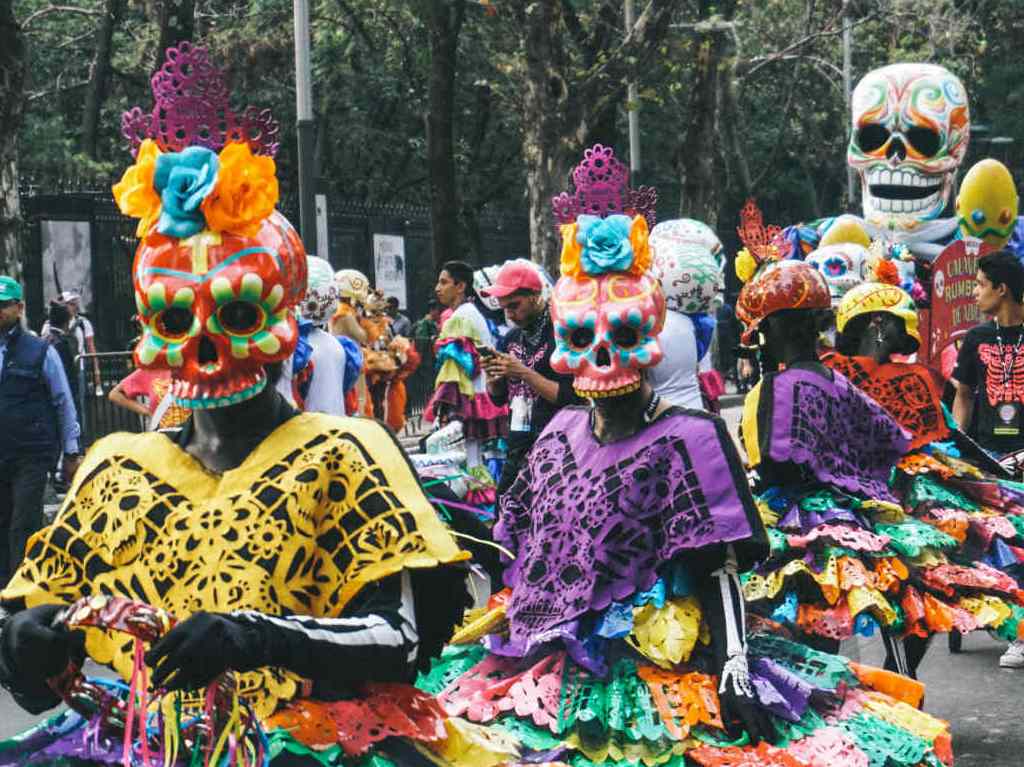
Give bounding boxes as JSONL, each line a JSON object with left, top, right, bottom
{"left": 865, "top": 169, "right": 945, "bottom": 214}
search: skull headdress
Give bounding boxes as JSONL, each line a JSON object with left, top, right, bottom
{"left": 303, "top": 256, "right": 340, "bottom": 326}
{"left": 114, "top": 44, "right": 306, "bottom": 409}
{"left": 649, "top": 218, "right": 725, "bottom": 314}
{"left": 549, "top": 146, "right": 665, "bottom": 398}
{"left": 848, "top": 63, "right": 970, "bottom": 233}
{"left": 805, "top": 243, "right": 869, "bottom": 307}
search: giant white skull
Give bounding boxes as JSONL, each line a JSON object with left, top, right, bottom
{"left": 847, "top": 63, "right": 970, "bottom": 233}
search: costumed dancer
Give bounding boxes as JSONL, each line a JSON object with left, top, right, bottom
{"left": 648, "top": 218, "right": 726, "bottom": 410}
{"left": 426, "top": 260, "right": 508, "bottom": 470}
{"left": 0, "top": 43, "right": 493, "bottom": 767}
{"left": 278, "top": 255, "right": 349, "bottom": 415}
{"left": 825, "top": 281, "right": 1024, "bottom": 675}
{"left": 361, "top": 289, "right": 397, "bottom": 418}
{"left": 420, "top": 146, "right": 954, "bottom": 767}
{"left": 735, "top": 231, "right": 969, "bottom": 687}
{"left": 331, "top": 269, "right": 372, "bottom": 416}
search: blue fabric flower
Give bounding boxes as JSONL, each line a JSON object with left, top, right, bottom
{"left": 576, "top": 214, "right": 635, "bottom": 275}
{"left": 153, "top": 147, "right": 219, "bottom": 238}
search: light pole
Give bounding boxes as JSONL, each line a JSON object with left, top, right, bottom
{"left": 293, "top": 0, "right": 318, "bottom": 255}
{"left": 842, "top": 0, "right": 855, "bottom": 207}
{"left": 625, "top": 0, "right": 640, "bottom": 178}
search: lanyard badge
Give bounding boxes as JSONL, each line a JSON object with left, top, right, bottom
{"left": 993, "top": 324, "right": 1024, "bottom": 437}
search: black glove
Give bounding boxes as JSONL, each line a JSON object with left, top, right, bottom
{"left": 716, "top": 653, "right": 775, "bottom": 744}
{"left": 697, "top": 565, "right": 775, "bottom": 745}
{"left": 146, "top": 611, "right": 266, "bottom": 692}
{"left": 0, "top": 604, "right": 85, "bottom": 714}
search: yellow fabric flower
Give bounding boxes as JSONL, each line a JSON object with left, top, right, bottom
{"left": 112, "top": 139, "right": 162, "bottom": 238}
{"left": 735, "top": 248, "right": 758, "bottom": 283}
{"left": 559, "top": 222, "right": 582, "bottom": 277}
{"left": 628, "top": 215, "right": 652, "bottom": 276}
{"left": 201, "top": 142, "right": 279, "bottom": 237}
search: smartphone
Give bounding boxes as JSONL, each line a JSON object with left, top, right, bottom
{"left": 479, "top": 347, "right": 497, "bottom": 359}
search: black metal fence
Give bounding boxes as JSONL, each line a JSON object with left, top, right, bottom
{"left": 19, "top": 191, "right": 529, "bottom": 352}
{"left": 75, "top": 352, "right": 144, "bottom": 449}
{"left": 74, "top": 341, "right": 440, "bottom": 448}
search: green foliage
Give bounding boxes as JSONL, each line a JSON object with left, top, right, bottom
{"left": 10, "top": 0, "right": 1023, "bottom": 252}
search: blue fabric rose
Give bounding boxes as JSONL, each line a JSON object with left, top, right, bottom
{"left": 153, "top": 147, "right": 219, "bottom": 238}
{"left": 576, "top": 214, "right": 635, "bottom": 275}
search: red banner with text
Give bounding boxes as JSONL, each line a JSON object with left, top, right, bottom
{"left": 928, "top": 239, "right": 994, "bottom": 361}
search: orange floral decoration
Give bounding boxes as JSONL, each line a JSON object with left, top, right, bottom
{"left": 628, "top": 214, "right": 652, "bottom": 276}
{"left": 559, "top": 222, "right": 582, "bottom": 278}
{"left": 112, "top": 139, "right": 163, "bottom": 238}
{"left": 874, "top": 259, "right": 901, "bottom": 286}
{"left": 201, "top": 142, "right": 279, "bottom": 237}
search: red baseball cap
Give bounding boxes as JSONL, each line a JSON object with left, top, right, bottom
{"left": 479, "top": 261, "right": 543, "bottom": 298}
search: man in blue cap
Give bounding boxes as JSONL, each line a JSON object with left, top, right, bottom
{"left": 0, "top": 276, "right": 81, "bottom": 584}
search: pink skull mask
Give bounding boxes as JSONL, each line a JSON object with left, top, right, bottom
{"left": 550, "top": 272, "right": 666, "bottom": 398}
{"left": 133, "top": 210, "right": 307, "bottom": 408}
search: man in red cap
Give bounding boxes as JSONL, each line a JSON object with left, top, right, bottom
{"left": 480, "top": 260, "right": 581, "bottom": 495}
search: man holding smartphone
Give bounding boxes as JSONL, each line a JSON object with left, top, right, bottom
{"left": 480, "top": 261, "right": 581, "bottom": 494}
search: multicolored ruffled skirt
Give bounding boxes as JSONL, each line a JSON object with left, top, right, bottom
{"left": 743, "top": 459, "right": 1024, "bottom": 643}
{"left": 418, "top": 590, "right": 953, "bottom": 766}
{"left": 0, "top": 679, "right": 521, "bottom": 767}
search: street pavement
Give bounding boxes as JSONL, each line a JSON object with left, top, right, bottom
{"left": 1, "top": 399, "right": 1022, "bottom": 764}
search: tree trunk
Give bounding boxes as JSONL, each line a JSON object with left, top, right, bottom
{"left": 425, "top": 0, "right": 465, "bottom": 271}
{"left": 720, "top": 41, "right": 750, "bottom": 198}
{"left": 81, "top": 0, "right": 123, "bottom": 160}
{"left": 156, "top": 0, "right": 196, "bottom": 62}
{"left": 676, "top": 31, "right": 728, "bottom": 228}
{"left": 520, "top": 0, "right": 573, "bottom": 274}
{"left": 0, "top": 0, "right": 26, "bottom": 277}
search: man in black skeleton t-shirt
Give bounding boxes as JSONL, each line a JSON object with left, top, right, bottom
{"left": 952, "top": 250, "right": 1024, "bottom": 456}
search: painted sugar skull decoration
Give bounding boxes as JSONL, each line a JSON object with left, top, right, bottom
{"left": 114, "top": 43, "right": 305, "bottom": 409}
{"left": 552, "top": 213, "right": 665, "bottom": 398}
{"left": 303, "top": 256, "right": 340, "bottom": 326}
{"left": 649, "top": 218, "right": 725, "bottom": 314}
{"left": 847, "top": 63, "right": 970, "bottom": 232}
{"left": 805, "top": 243, "right": 868, "bottom": 306}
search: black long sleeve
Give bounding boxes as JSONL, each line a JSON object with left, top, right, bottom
{"left": 231, "top": 571, "right": 419, "bottom": 687}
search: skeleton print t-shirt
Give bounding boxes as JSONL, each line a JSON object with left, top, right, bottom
{"left": 953, "top": 321, "right": 1024, "bottom": 453}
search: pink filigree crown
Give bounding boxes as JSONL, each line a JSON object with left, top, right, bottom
{"left": 551, "top": 144, "right": 657, "bottom": 229}
{"left": 122, "top": 42, "right": 280, "bottom": 158}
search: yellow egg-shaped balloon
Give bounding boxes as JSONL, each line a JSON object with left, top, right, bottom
{"left": 820, "top": 215, "right": 872, "bottom": 249}
{"left": 956, "top": 158, "right": 1019, "bottom": 248}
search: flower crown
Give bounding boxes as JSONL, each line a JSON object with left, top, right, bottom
{"left": 113, "top": 139, "right": 278, "bottom": 241}
{"left": 112, "top": 43, "right": 280, "bottom": 242}
{"left": 559, "top": 214, "right": 652, "bottom": 278}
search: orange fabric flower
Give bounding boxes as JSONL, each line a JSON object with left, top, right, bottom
{"left": 875, "top": 259, "right": 901, "bottom": 286}
{"left": 628, "top": 215, "right": 651, "bottom": 276}
{"left": 559, "top": 222, "right": 582, "bottom": 278}
{"left": 112, "top": 139, "right": 162, "bottom": 238}
{"left": 201, "top": 142, "right": 279, "bottom": 237}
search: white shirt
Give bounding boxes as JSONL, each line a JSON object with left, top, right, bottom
{"left": 277, "top": 328, "right": 348, "bottom": 416}
{"left": 648, "top": 310, "right": 703, "bottom": 409}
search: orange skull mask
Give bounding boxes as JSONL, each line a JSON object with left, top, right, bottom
{"left": 132, "top": 211, "right": 307, "bottom": 408}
